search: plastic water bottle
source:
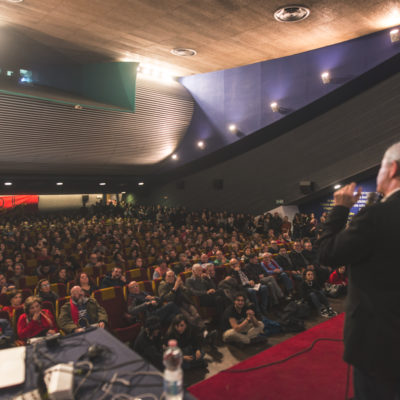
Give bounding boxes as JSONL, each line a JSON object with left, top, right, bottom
{"left": 163, "top": 339, "right": 183, "bottom": 400}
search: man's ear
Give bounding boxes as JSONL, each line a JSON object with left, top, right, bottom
{"left": 389, "top": 161, "right": 400, "bottom": 178}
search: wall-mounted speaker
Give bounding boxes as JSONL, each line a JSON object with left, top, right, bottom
{"left": 299, "top": 181, "right": 314, "bottom": 195}
{"left": 213, "top": 179, "right": 224, "bottom": 190}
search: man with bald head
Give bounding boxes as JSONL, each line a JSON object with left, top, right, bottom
{"left": 58, "top": 286, "right": 108, "bottom": 334}
{"left": 318, "top": 142, "right": 400, "bottom": 399}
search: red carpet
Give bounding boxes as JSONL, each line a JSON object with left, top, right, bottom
{"left": 189, "top": 313, "right": 353, "bottom": 400}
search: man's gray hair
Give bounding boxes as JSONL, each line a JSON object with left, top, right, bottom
{"left": 192, "top": 263, "right": 202, "bottom": 272}
{"left": 383, "top": 142, "right": 400, "bottom": 166}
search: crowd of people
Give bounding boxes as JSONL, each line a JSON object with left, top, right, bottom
{"left": 0, "top": 204, "right": 347, "bottom": 370}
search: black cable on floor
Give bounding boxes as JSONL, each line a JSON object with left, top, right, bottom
{"left": 221, "top": 337, "right": 343, "bottom": 373}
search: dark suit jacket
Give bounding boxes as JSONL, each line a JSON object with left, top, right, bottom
{"left": 318, "top": 191, "right": 400, "bottom": 380}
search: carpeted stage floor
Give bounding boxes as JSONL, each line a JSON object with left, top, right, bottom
{"left": 188, "top": 312, "right": 353, "bottom": 400}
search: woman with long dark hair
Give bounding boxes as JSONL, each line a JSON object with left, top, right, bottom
{"left": 165, "top": 314, "right": 206, "bottom": 370}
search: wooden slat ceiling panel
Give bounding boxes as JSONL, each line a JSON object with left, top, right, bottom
{"left": 0, "top": 76, "right": 194, "bottom": 174}
{"left": 0, "top": 0, "right": 396, "bottom": 76}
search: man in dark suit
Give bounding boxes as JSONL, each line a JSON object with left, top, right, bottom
{"left": 318, "top": 142, "right": 400, "bottom": 400}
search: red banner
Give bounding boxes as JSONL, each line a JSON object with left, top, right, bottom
{"left": 0, "top": 195, "right": 39, "bottom": 209}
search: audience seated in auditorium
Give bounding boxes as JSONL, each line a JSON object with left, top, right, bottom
{"left": 36, "top": 279, "right": 58, "bottom": 305}
{"left": 229, "top": 257, "right": 269, "bottom": 317}
{"left": 0, "top": 318, "right": 14, "bottom": 349}
{"left": 325, "top": 266, "right": 348, "bottom": 297}
{"left": 126, "top": 281, "right": 179, "bottom": 325}
{"left": 8, "top": 263, "right": 25, "bottom": 288}
{"left": 185, "top": 264, "right": 224, "bottom": 318}
{"left": 158, "top": 271, "right": 206, "bottom": 332}
{"left": 77, "top": 272, "right": 98, "bottom": 297}
{"left": 17, "top": 296, "right": 58, "bottom": 341}
{"left": 152, "top": 259, "right": 172, "bottom": 280}
{"left": 58, "top": 286, "right": 108, "bottom": 334}
{"left": 3, "top": 290, "right": 23, "bottom": 318}
{"left": 100, "top": 266, "right": 126, "bottom": 288}
{"left": 301, "top": 270, "right": 336, "bottom": 318}
{"left": 222, "top": 293, "right": 265, "bottom": 345}
{"left": 0, "top": 273, "right": 13, "bottom": 294}
{"left": 166, "top": 314, "right": 207, "bottom": 370}
{"left": 259, "top": 252, "right": 294, "bottom": 300}
{"left": 133, "top": 316, "right": 164, "bottom": 371}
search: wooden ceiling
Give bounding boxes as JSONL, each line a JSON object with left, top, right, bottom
{"left": 0, "top": 0, "right": 399, "bottom": 76}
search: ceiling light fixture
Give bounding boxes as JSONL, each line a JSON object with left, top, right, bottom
{"left": 4, "top": 182, "right": 12, "bottom": 186}
{"left": 171, "top": 48, "right": 197, "bottom": 57}
{"left": 6, "top": 0, "right": 24, "bottom": 3}
{"left": 274, "top": 5, "right": 310, "bottom": 22}
{"left": 270, "top": 102, "right": 279, "bottom": 112}
{"left": 390, "top": 28, "right": 400, "bottom": 42}
{"left": 138, "top": 182, "right": 144, "bottom": 186}
{"left": 99, "top": 182, "right": 106, "bottom": 186}
{"left": 197, "top": 141, "right": 205, "bottom": 149}
{"left": 228, "top": 124, "right": 237, "bottom": 133}
{"left": 321, "top": 71, "right": 330, "bottom": 84}
{"left": 56, "top": 182, "right": 63, "bottom": 186}
{"left": 171, "top": 154, "right": 178, "bottom": 160}
{"left": 121, "top": 191, "right": 126, "bottom": 194}
{"left": 334, "top": 184, "right": 341, "bottom": 190}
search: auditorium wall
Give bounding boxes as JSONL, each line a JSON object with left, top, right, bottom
{"left": 143, "top": 70, "right": 400, "bottom": 214}
{"left": 38, "top": 194, "right": 101, "bottom": 212}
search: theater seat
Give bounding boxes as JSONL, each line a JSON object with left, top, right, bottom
{"left": 55, "top": 296, "right": 71, "bottom": 319}
{"left": 93, "top": 287, "right": 142, "bottom": 343}
{"left": 50, "top": 283, "right": 67, "bottom": 298}
{"left": 19, "top": 276, "right": 39, "bottom": 290}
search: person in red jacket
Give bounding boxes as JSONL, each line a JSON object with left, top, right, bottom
{"left": 17, "top": 296, "right": 57, "bottom": 341}
{"left": 328, "top": 265, "right": 348, "bottom": 286}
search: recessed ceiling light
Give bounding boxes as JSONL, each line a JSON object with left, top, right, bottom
{"left": 121, "top": 191, "right": 126, "bottom": 194}
{"left": 138, "top": 182, "right": 144, "bottom": 186}
{"left": 334, "top": 184, "right": 341, "bottom": 190}
{"left": 171, "top": 154, "right": 178, "bottom": 160}
{"left": 171, "top": 48, "right": 197, "bottom": 57}
{"left": 4, "top": 182, "right": 12, "bottom": 186}
{"left": 390, "top": 28, "right": 400, "bottom": 42}
{"left": 321, "top": 71, "right": 330, "bottom": 84}
{"left": 56, "top": 182, "right": 63, "bottom": 186}
{"left": 197, "top": 141, "right": 205, "bottom": 149}
{"left": 99, "top": 182, "right": 106, "bottom": 186}
{"left": 228, "top": 124, "right": 237, "bottom": 133}
{"left": 270, "top": 102, "right": 279, "bottom": 112}
{"left": 274, "top": 5, "right": 310, "bottom": 22}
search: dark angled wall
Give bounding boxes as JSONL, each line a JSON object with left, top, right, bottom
{"left": 143, "top": 69, "right": 400, "bottom": 213}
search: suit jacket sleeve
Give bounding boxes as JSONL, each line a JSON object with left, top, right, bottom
{"left": 318, "top": 205, "right": 375, "bottom": 267}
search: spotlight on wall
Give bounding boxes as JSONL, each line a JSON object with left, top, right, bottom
{"left": 99, "top": 182, "right": 106, "bottom": 186}
{"left": 334, "top": 184, "right": 341, "bottom": 190}
{"left": 197, "top": 141, "right": 205, "bottom": 149}
{"left": 228, "top": 124, "right": 237, "bottom": 133}
{"left": 270, "top": 102, "right": 279, "bottom": 112}
{"left": 171, "top": 153, "right": 178, "bottom": 160}
{"left": 138, "top": 182, "right": 144, "bottom": 186}
{"left": 321, "top": 71, "right": 330, "bottom": 84}
{"left": 390, "top": 28, "right": 400, "bottom": 42}
{"left": 56, "top": 182, "right": 63, "bottom": 186}
{"left": 4, "top": 182, "right": 12, "bottom": 186}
